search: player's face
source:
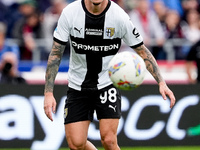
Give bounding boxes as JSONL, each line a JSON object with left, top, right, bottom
{"left": 90, "top": 0, "right": 104, "bottom": 5}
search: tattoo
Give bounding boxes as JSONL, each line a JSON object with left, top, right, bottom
{"left": 134, "top": 45, "right": 164, "bottom": 84}
{"left": 44, "top": 41, "right": 65, "bottom": 93}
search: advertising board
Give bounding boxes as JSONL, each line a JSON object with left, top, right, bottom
{"left": 0, "top": 84, "right": 200, "bottom": 149}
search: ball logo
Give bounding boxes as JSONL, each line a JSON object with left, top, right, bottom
{"left": 108, "top": 62, "right": 126, "bottom": 76}
{"left": 117, "top": 76, "right": 138, "bottom": 89}
{"left": 136, "top": 64, "right": 141, "bottom": 76}
{"left": 132, "top": 54, "right": 142, "bottom": 77}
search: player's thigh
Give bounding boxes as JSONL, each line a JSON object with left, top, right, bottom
{"left": 99, "top": 119, "right": 119, "bottom": 140}
{"left": 96, "top": 85, "right": 121, "bottom": 120}
{"left": 65, "top": 120, "right": 90, "bottom": 147}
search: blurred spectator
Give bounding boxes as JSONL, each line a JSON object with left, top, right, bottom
{"left": 0, "top": 0, "right": 19, "bottom": 6}
{"left": 0, "top": 1, "right": 8, "bottom": 22}
{"left": 183, "top": 9, "right": 200, "bottom": 44}
{"left": 12, "top": 7, "right": 44, "bottom": 60}
{"left": 18, "top": 0, "right": 37, "bottom": 16}
{"left": 163, "top": 10, "right": 186, "bottom": 59}
{"left": 0, "top": 52, "right": 26, "bottom": 84}
{"left": 164, "top": 10, "right": 185, "bottom": 39}
{"left": 185, "top": 17, "right": 200, "bottom": 83}
{"left": 0, "top": 22, "right": 19, "bottom": 59}
{"left": 186, "top": 40, "right": 200, "bottom": 84}
{"left": 0, "top": 0, "right": 199, "bottom": 62}
{"left": 43, "top": 0, "right": 67, "bottom": 48}
{"left": 182, "top": 0, "right": 199, "bottom": 21}
{"left": 6, "top": 0, "right": 37, "bottom": 38}
{"left": 35, "top": 0, "right": 51, "bottom": 13}
{"left": 164, "top": 0, "right": 184, "bottom": 16}
{"left": 43, "top": 0, "right": 70, "bottom": 59}
{"left": 185, "top": 40, "right": 200, "bottom": 83}
{"left": 129, "top": 0, "right": 166, "bottom": 59}
{"left": 150, "top": 0, "right": 183, "bottom": 16}
{"left": 152, "top": 0, "right": 168, "bottom": 28}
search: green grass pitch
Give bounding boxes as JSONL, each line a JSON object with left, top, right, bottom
{"left": 1, "top": 147, "right": 200, "bottom": 150}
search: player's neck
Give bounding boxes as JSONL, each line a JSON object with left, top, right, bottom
{"left": 85, "top": 0, "right": 108, "bottom": 15}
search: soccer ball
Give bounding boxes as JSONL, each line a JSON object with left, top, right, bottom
{"left": 108, "top": 51, "right": 146, "bottom": 90}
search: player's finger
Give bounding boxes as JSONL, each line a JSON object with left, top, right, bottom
{"left": 166, "top": 90, "right": 175, "bottom": 107}
{"left": 52, "top": 102, "right": 56, "bottom": 114}
{"left": 44, "top": 106, "right": 53, "bottom": 121}
{"left": 170, "top": 100, "right": 175, "bottom": 108}
{"left": 47, "top": 107, "right": 53, "bottom": 121}
{"left": 160, "top": 90, "right": 167, "bottom": 100}
{"left": 169, "top": 94, "right": 176, "bottom": 108}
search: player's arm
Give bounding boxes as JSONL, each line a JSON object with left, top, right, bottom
{"left": 133, "top": 44, "right": 176, "bottom": 108}
{"left": 44, "top": 41, "right": 65, "bottom": 121}
{"left": 185, "top": 61, "right": 196, "bottom": 84}
{"left": 134, "top": 44, "right": 163, "bottom": 84}
{"left": 45, "top": 41, "right": 65, "bottom": 93}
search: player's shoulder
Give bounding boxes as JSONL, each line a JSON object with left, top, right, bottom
{"left": 110, "top": 1, "right": 125, "bottom": 12}
{"left": 62, "top": 0, "right": 81, "bottom": 13}
{"left": 109, "top": 1, "right": 130, "bottom": 19}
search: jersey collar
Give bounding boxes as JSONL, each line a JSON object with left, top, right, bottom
{"left": 81, "top": 0, "right": 111, "bottom": 18}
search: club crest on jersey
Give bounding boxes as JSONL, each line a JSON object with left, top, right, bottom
{"left": 64, "top": 108, "right": 68, "bottom": 118}
{"left": 106, "top": 27, "right": 115, "bottom": 37}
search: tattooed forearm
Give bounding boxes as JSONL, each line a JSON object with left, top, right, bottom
{"left": 44, "top": 41, "right": 65, "bottom": 93}
{"left": 134, "top": 44, "right": 164, "bottom": 84}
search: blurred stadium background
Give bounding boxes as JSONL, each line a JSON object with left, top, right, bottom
{"left": 0, "top": 0, "right": 199, "bottom": 84}
{"left": 0, "top": 0, "right": 200, "bottom": 150}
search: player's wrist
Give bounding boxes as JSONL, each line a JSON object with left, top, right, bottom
{"left": 44, "top": 91, "right": 53, "bottom": 96}
{"left": 158, "top": 81, "right": 166, "bottom": 87}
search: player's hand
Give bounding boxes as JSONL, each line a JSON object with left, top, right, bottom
{"left": 44, "top": 92, "right": 57, "bottom": 121}
{"left": 159, "top": 82, "right": 176, "bottom": 108}
{"left": 188, "top": 78, "right": 197, "bottom": 84}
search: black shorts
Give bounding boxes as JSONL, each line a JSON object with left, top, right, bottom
{"left": 64, "top": 84, "right": 121, "bottom": 124}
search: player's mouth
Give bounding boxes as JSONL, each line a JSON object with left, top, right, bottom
{"left": 90, "top": 0, "right": 104, "bottom": 5}
{"left": 93, "top": 2, "right": 101, "bottom": 5}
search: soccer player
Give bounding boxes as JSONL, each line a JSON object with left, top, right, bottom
{"left": 44, "top": 0, "right": 176, "bottom": 149}
{"left": 185, "top": 40, "right": 200, "bottom": 84}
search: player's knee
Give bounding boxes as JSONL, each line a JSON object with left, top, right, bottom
{"left": 67, "top": 140, "right": 86, "bottom": 150}
{"left": 101, "top": 134, "right": 116, "bottom": 149}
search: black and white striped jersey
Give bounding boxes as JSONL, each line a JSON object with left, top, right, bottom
{"left": 53, "top": 0, "right": 143, "bottom": 91}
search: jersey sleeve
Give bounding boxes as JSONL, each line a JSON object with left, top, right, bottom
{"left": 121, "top": 14, "right": 143, "bottom": 48}
{"left": 53, "top": 7, "right": 70, "bottom": 44}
